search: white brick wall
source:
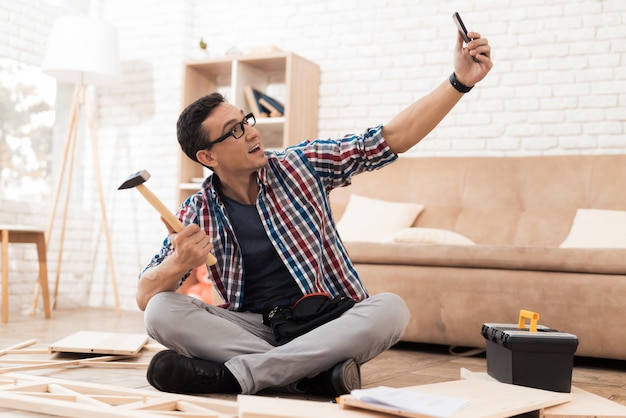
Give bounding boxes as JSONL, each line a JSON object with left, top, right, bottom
{"left": 1, "top": 0, "right": 625, "bottom": 314}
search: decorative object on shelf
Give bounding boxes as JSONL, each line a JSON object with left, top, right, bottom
{"left": 41, "top": 15, "right": 121, "bottom": 315}
{"left": 199, "top": 37, "right": 207, "bottom": 52}
{"left": 225, "top": 46, "right": 244, "bottom": 56}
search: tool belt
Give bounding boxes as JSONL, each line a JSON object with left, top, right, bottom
{"left": 262, "top": 292, "right": 355, "bottom": 345}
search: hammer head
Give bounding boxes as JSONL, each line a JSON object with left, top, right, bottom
{"left": 118, "top": 169, "right": 151, "bottom": 190}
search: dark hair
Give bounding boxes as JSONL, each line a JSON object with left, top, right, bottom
{"left": 176, "top": 92, "right": 227, "bottom": 162}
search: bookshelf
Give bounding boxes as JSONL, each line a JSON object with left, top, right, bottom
{"left": 177, "top": 51, "right": 320, "bottom": 203}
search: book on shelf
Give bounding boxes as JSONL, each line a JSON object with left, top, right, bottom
{"left": 244, "top": 85, "right": 262, "bottom": 116}
{"left": 258, "top": 96, "right": 283, "bottom": 117}
{"left": 244, "top": 85, "right": 284, "bottom": 118}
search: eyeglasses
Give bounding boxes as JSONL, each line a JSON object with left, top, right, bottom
{"left": 209, "top": 113, "right": 256, "bottom": 145}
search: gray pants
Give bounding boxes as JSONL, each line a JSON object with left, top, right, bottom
{"left": 144, "top": 291, "right": 410, "bottom": 394}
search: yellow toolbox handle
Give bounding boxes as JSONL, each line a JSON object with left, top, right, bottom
{"left": 518, "top": 310, "right": 540, "bottom": 332}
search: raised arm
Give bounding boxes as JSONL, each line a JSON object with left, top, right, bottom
{"left": 383, "top": 31, "right": 493, "bottom": 154}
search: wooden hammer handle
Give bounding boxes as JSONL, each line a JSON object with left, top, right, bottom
{"left": 136, "top": 184, "right": 217, "bottom": 266}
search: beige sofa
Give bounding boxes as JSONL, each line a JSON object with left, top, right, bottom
{"left": 330, "top": 154, "right": 626, "bottom": 360}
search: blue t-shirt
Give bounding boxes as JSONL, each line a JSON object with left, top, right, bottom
{"left": 222, "top": 195, "right": 303, "bottom": 313}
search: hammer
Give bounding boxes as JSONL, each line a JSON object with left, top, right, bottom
{"left": 118, "top": 169, "right": 217, "bottom": 266}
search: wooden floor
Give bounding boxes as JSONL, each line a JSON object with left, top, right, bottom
{"left": 0, "top": 307, "right": 625, "bottom": 417}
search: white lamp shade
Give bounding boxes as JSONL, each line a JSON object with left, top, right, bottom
{"left": 43, "top": 15, "right": 120, "bottom": 85}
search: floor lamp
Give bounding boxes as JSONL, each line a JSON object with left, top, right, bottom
{"left": 37, "top": 15, "right": 121, "bottom": 315}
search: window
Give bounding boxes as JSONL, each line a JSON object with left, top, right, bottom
{"left": 0, "top": 58, "right": 56, "bottom": 201}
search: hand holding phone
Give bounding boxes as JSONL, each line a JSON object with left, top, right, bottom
{"left": 452, "top": 12, "right": 480, "bottom": 62}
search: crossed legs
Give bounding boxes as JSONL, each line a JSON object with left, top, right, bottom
{"left": 144, "top": 291, "right": 409, "bottom": 394}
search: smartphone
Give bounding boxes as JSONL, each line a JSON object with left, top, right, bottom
{"left": 452, "top": 12, "right": 472, "bottom": 43}
{"left": 452, "top": 12, "right": 479, "bottom": 62}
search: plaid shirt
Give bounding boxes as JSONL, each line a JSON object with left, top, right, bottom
{"left": 144, "top": 125, "right": 397, "bottom": 310}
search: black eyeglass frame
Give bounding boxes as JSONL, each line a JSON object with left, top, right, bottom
{"left": 208, "top": 112, "right": 256, "bottom": 146}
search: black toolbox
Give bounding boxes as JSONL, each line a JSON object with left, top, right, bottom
{"left": 481, "top": 310, "right": 579, "bottom": 393}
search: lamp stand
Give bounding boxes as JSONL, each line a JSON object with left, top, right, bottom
{"left": 31, "top": 83, "right": 120, "bottom": 316}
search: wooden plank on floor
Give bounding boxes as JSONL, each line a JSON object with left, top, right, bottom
{"left": 238, "top": 394, "right": 388, "bottom": 417}
{"left": 542, "top": 386, "right": 626, "bottom": 418}
{"left": 49, "top": 331, "right": 149, "bottom": 355}
{"left": 0, "top": 340, "right": 37, "bottom": 356}
{"left": 0, "top": 391, "right": 169, "bottom": 418}
{"left": 0, "top": 354, "right": 139, "bottom": 374}
{"left": 461, "top": 369, "right": 626, "bottom": 418}
{"left": 0, "top": 373, "right": 238, "bottom": 418}
{"left": 339, "top": 379, "right": 571, "bottom": 418}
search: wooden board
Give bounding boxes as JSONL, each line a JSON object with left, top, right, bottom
{"left": 339, "top": 379, "right": 571, "bottom": 418}
{"left": 238, "top": 394, "right": 389, "bottom": 417}
{"left": 542, "top": 386, "right": 626, "bottom": 418}
{"left": 49, "top": 331, "right": 149, "bottom": 355}
{"left": 0, "top": 372, "right": 238, "bottom": 418}
{"left": 461, "top": 369, "right": 626, "bottom": 418}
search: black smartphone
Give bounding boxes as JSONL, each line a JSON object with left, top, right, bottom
{"left": 452, "top": 12, "right": 479, "bottom": 62}
{"left": 452, "top": 12, "right": 472, "bottom": 43}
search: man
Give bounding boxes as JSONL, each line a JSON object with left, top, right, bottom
{"left": 138, "top": 30, "right": 492, "bottom": 396}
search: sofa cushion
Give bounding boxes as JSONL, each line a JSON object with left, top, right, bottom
{"left": 336, "top": 194, "right": 423, "bottom": 242}
{"left": 387, "top": 227, "right": 475, "bottom": 246}
{"left": 560, "top": 208, "right": 626, "bottom": 248}
{"left": 344, "top": 242, "right": 626, "bottom": 275}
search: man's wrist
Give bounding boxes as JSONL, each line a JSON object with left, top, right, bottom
{"left": 449, "top": 72, "right": 473, "bottom": 93}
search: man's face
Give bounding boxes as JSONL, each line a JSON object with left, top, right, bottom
{"left": 200, "top": 103, "right": 267, "bottom": 175}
